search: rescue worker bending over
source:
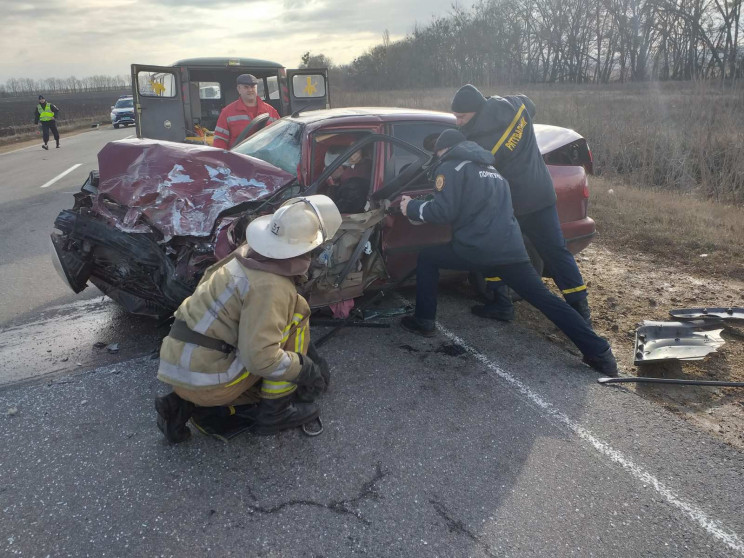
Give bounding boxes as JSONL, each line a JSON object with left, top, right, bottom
{"left": 451, "top": 85, "right": 592, "bottom": 324}
{"left": 212, "top": 74, "right": 279, "bottom": 150}
{"left": 400, "top": 130, "right": 617, "bottom": 376}
{"left": 155, "top": 195, "right": 343, "bottom": 443}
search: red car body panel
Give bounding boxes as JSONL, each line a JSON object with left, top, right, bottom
{"left": 95, "top": 139, "right": 293, "bottom": 240}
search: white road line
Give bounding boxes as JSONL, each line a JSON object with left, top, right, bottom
{"left": 124, "top": 134, "right": 135, "bottom": 139}
{"left": 431, "top": 319, "right": 744, "bottom": 555}
{"left": 40, "top": 164, "right": 82, "bottom": 189}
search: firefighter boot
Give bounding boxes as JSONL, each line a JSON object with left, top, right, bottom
{"left": 471, "top": 282, "right": 515, "bottom": 321}
{"left": 582, "top": 347, "right": 619, "bottom": 377}
{"left": 190, "top": 404, "right": 260, "bottom": 439}
{"left": 570, "top": 297, "right": 592, "bottom": 326}
{"left": 155, "top": 392, "right": 195, "bottom": 444}
{"left": 252, "top": 395, "right": 319, "bottom": 435}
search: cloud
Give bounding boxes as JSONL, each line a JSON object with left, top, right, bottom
{"left": 0, "top": 0, "right": 472, "bottom": 81}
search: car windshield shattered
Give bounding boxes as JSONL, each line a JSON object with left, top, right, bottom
{"left": 231, "top": 119, "right": 302, "bottom": 174}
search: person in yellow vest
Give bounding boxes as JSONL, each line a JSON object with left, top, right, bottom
{"left": 33, "top": 95, "right": 60, "bottom": 150}
{"left": 155, "top": 195, "right": 342, "bottom": 443}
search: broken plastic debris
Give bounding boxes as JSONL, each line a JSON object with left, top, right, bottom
{"left": 6, "top": 407, "right": 18, "bottom": 416}
{"left": 106, "top": 343, "right": 119, "bottom": 354}
{"left": 670, "top": 307, "right": 744, "bottom": 322}
{"left": 633, "top": 320, "right": 725, "bottom": 365}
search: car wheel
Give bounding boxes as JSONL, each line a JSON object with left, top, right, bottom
{"left": 113, "top": 124, "right": 120, "bottom": 129}
{"left": 468, "top": 235, "right": 544, "bottom": 303}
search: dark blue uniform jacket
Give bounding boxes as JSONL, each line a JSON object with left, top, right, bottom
{"left": 406, "top": 141, "right": 529, "bottom": 267}
{"left": 460, "top": 95, "right": 556, "bottom": 216}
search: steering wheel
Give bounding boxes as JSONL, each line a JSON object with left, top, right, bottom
{"left": 230, "top": 113, "right": 272, "bottom": 149}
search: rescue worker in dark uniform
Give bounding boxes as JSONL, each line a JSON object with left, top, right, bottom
{"left": 34, "top": 95, "right": 60, "bottom": 150}
{"left": 400, "top": 130, "right": 617, "bottom": 376}
{"left": 451, "top": 84, "right": 592, "bottom": 324}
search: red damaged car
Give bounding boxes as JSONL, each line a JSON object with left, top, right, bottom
{"left": 50, "top": 107, "right": 595, "bottom": 318}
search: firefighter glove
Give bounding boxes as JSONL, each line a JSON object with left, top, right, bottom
{"left": 294, "top": 354, "right": 330, "bottom": 402}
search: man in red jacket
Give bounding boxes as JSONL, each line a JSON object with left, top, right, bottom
{"left": 212, "top": 74, "right": 280, "bottom": 149}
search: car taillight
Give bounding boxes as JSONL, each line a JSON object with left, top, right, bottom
{"left": 582, "top": 182, "right": 590, "bottom": 199}
{"left": 584, "top": 144, "right": 594, "bottom": 175}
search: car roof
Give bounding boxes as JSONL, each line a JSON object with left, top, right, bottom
{"left": 171, "top": 57, "right": 284, "bottom": 69}
{"left": 289, "top": 107, "right": 456, "bottom": 129}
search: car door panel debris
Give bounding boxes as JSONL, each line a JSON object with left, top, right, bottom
{"left": 669, "top": 307, "right": 744, "bottom": 321}
{"left": 634, "top": 320, "right": 725, "bottom": 365}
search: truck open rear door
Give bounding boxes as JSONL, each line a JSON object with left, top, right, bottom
{"left": 286, "top": 69, "right": 329, "bottom": 114}
{"left": 131, "top": 64, "right": 186, "bottom": 142}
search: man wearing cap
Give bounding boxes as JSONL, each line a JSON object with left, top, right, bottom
{"left": 33, "top": 95, "right": 61, "bottom": 150}
{"left": 450, "top": 84, "right": 592, "bottom": 325}
{"left": 399, "top": 130, "right": 617, "bottom": 376}
{"left": 155, "top": 195, "right": 342, "bottom": 443}
{"left": 212, "top": 74, "right": 280, "bottom": 150}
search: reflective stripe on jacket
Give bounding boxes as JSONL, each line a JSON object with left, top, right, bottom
{"left": 460, "top": 95, "right": 555, "bottom": 216}
{"left": 157, "top": 251, "right": 308, "bottom": 390}
{"left": 212, "top": 98, "right": 280, "bottom": 149}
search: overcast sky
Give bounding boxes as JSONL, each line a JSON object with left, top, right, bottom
{"left": 0, "top": 0, "right": 473, "bottom": 82}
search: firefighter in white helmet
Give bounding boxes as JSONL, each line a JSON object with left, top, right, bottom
{"left": 155, "top": 195, "right": 342, "bottom": 443}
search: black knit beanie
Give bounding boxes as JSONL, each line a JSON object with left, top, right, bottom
{"left": 434, "top": 129, "right": 466, "bottom": 152}
{"left": 451, "top": 84, "right": 486, "bottom": 113}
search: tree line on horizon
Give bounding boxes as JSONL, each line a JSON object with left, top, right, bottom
{"left": 302, "top": 0, "right": 742, "bottom": 88}
{"left": 0, "top": 74, "right": 130, "bottom": 98}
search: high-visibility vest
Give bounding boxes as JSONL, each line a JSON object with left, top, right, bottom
{"left": 37, "top": 103, "right": 54, "bottom": 122}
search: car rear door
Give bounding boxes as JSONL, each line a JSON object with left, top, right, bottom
{"left": 131, "top": 64, "right": 186, "bottom": 142}
{"left": 286, "top": 69, "right": 329, "bottom": 114}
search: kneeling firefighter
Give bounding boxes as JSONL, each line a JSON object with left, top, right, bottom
{"left": 155, "top": 195, "right": 342, "bottom": 443}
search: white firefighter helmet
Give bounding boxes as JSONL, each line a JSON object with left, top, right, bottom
{"left": 246, "top": 195, "right": 342, "bottom": 259}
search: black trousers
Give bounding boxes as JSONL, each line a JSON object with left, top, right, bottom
{"left": 41, "top": 121, "right": 60, "bottom": 145}
{"left": 415, "top": 244, "right": 609, "bottom": 357}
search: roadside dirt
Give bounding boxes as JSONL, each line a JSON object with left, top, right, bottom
{"left": 513, "top": 242, "right": 744, "bottom": 450}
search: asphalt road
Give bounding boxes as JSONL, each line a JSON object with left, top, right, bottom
{"left": 0, "top": 125, "right": 165, "bottom": 384}
{"left": 0, "top": 131, "right": 742, "bottom": 557}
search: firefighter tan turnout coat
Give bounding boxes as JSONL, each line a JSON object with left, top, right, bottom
{"left": 158, "top": 245, "right": 310, "bottom": 406}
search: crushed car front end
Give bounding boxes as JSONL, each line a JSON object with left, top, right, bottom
{"left": 51, "top": 137, "right": 296, "bottom": 318}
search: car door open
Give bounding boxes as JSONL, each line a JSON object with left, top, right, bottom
{"left": 131, "top": 64, "right": 186, "bottom": 143}
{"left": 286, "top": 69, "right": 329, "bottom": 114}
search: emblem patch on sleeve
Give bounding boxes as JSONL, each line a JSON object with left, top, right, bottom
{"left": 435, "top": 174, "right": 445, "bottom": 191}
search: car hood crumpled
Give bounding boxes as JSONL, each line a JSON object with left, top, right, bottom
{"left": 94, "top": 138, "right": 294, "bottom": 241}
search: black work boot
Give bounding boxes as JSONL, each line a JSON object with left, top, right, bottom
{"left": 570, "top": 297, "right": 592, "bottom": 326}
{"left": 252, "top": 396, "right": 319, "bottom": 435}
{"left": 471, "top": 283, "right": 514, "bottom": 321}
{"left": 190, "top": 404, "right": 259, "bottom": 438}
{"left": 582, "top": 348, "right": 619, "bottom": 377}
{"left": 56, "top": 142, "right": 60, "bottom": 148}
{"left": 155, "top": 392, "right": 195, "bottom": 443}
{"left": 42, "top": 144, "right": 48, "bottom": 150}
{"left": 400, "top": 315, "right": 436, "bottom": 337}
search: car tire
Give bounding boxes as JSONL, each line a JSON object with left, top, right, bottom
{"left": 113, "top": 124, "right": 120, "bottom": 129}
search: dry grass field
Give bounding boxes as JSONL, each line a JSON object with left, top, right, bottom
{"left": 0, "top": 89, "right": 129, "bottom": 144}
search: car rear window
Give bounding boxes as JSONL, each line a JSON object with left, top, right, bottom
{"left": 232, "top": 119, "right": 303, "bottom": 174}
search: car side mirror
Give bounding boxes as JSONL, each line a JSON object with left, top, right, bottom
{"left": 110, "top": 106, "right": 114, "bottom": 110}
